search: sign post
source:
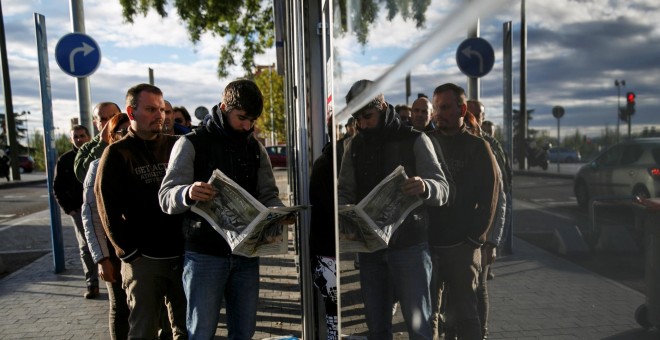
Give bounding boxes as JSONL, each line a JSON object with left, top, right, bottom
{"left": 552, "top": 105, "right": 565, "bottom": 173}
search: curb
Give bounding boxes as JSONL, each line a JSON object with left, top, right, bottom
{"left": 513, "top": 169, "right": 574, "bottom": 180}
{"left": 0, "top": 178, "right": 47, "bottom": 189}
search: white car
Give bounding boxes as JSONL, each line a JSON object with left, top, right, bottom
{"left": 574, "top": 138, "right": 660, "bottom": 209}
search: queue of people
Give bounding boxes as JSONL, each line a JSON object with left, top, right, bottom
{"left": 58, "top": 77, "right": 507, "bottom": 340}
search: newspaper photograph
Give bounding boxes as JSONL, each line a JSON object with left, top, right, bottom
{"left": 191, "top": 169, "right": 306, "bottom": 257}
{"left": 338, "top": 165, "right": 423, "bottom": 253}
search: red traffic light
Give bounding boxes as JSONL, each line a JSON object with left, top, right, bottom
{"left": 627, "top": 92, "right": 636, "bottom": 104}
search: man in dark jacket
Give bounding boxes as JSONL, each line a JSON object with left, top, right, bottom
{"left": 159, "top": 79, "right": 291, "bottom": 339}
{"left": 427, "top": 83, "right": 500, "bottom": 340}
{"left": 54, "top": 124, "right": 98, "bottom": 299}
{"left": 338, "top": 79, "right": 450, "bottom": 339}
{"left": 95, "top": 84, "right": 186, "bottom": 339}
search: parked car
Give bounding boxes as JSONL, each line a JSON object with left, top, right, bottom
{"left": 574, "top": 138, "right": 660, "bottom": 209}
{"left": 18, "top": 155, "right": 34, "bottom": 173}
{"left": 265, "top": 145, "right": 287, "bottom": 168}
{"left": 548, "top": 147, "right": 581, "bottom": 163}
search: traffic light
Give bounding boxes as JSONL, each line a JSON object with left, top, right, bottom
{"left": 626, "top": 92, "right": 636, "bottom": 116}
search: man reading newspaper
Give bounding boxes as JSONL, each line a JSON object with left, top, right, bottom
{"left": 338, "top": 79, "right": 450, "bottom": 339}
{"left": 158, "top": 79, "right": 294, "bottom": 339}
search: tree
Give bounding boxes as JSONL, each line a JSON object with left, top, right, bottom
{"left": 253, "top": 66, "right": 285, "bottom": 144}
{"left": 118, "top": 0, "right": 431, "bottom": 78}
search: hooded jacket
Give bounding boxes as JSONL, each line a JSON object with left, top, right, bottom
{"left": 158, "top": 106, "right": 283, "bottom": 256}
{"left": 338, "top": 104, "right": 449, "bottom": 250}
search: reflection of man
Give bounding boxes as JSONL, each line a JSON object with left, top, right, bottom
{"left": 338, "top": 79, "right": 450, "bottom": 339}
{"left": 158, "top": 79, "right": 293, "bottom": 339}
{"left": 54, "top": 125, "right": 98, "bottom": 299}
{"left": 427, "top": 83, "right": 499, "bottom": 340}
{"left": 411, "top": 97, "right": 436, "bottom": 132}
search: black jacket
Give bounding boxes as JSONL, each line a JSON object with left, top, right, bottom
{"left": 54, "top": 147, "right": 83, "bottom": 214}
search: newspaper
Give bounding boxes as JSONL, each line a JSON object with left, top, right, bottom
{"left": 191, "top": 169, "right": 306, "bottom": 257}
{"left": 339, "top": 165, "right": 423, "bottom": 253}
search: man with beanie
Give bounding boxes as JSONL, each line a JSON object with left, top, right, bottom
{"left": 337, "top": 79, "right": 450, "bottom": 339}
{"left": 159, "top": 79, "right": 292, "bottom": 339}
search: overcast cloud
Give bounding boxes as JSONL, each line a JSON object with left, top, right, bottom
{"left": 2, "top": 0, "right": 659, "bottom": 140}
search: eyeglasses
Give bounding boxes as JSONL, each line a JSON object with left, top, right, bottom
{"left": 113, "top": 128, "right": 129, "bottom": 136}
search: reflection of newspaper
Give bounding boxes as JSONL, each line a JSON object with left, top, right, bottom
{"left": 339, "top": 165, "right": 422, "bottom": 253}
{"left": 191, "top": 169, "right": 306, "bottom": 257}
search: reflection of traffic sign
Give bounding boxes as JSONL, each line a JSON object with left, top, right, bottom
{"left": 552, "top": 106, "right": 565, "bottom": 119}
{"left": 194, "top": 106, "right": 209, "bottom": 120}
{"left": 456, "top": 37, "right": 495, "bottom": 78}
{"left": 55, "top": 33, "right": 101, "bottom": 78}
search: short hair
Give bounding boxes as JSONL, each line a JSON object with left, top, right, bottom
{"left": 93, "top": 102, "right": 121, "bottom": 119}
{"left": 173, "top": 106, "right": 192, "bottom": 122}
{"left": 164, "top": 100, "right": 172, "bottom": 108}
{"left": 347, "top": 117, "right": 355, "bottom": 125}
{"left": 222, "top": 79, "right": 264, "bottom": 118}
{"left": 395, "top": 104, "right": 411, "bottom": 113}
{"left": 126, "top": 84, "right": 163, "bottom": 109}
{"left": 345, "top": 79, "right": 385, "bottom": 112}
{"left": 71, "top": 124, "right": 90, "bottom": 136}
{"left": 433, "top": 83, "right": 467, "bottom": 107}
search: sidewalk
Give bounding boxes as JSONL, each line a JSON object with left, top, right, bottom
{"left": 1, "top": 224, "right": 656, "bottom": 339}
{"left": 2, "top": 167, "right": 659, "bottom": 338}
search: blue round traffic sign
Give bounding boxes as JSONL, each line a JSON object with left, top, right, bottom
{"left": 55, "top": 33, "right": 101, "bottom": 78}
{"left": 456, "top": 37, "right": 495, "bottom": 78}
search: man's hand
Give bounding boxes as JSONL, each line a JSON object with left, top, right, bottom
{"left": 98, "top": 258, "right": 117, "bottom": 283}
{"left": 401, "top": 176, "right": 426, "bottom": 196}
{"left": 188, "top": 181, "right": 216, "bottom": 202}
{"left": 99, "top": 122, "right": 111, "bottom": 144}
{"left": 481, "top": 244, "right": 497, "bottom": 266}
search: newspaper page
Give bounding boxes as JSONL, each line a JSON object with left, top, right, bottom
{"left": 338, "top": 165, "right": 423, "bottom": 253}
{"left": 191, "top": 169, "right": 306, "bottom": 257}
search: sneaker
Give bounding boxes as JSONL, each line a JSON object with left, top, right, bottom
{"left": 392, "top": 302, "right": 399, "bottom": 316}
{"left": 84, "top": 286, "right": 99, "bottom": 299}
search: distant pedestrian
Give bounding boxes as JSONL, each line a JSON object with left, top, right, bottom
{"left": 411, "top": 96, "right": 436, "bottom": 132}
{"left": 53, "top": 124, "right": 98, "bottom": 299}
{"left": 395, "top": 104, "right": 412, "bottom": 126}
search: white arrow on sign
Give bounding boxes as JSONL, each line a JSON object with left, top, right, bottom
{"left": 461, "top": 45, "right": 484, "bottom": 73}
{"left": 68, "top": 42, "right": 95, "bottom": 73}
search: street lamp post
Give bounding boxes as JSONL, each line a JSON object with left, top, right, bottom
{"left": 19, "top": 110, "right": 30, "bottom": 156}
{"left": 615, "top": 79, "right": 625, "bottom": 144}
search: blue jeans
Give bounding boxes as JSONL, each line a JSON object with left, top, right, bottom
{"left": 359, "top": 243, "right": 433, "bottom": 340}
{"left": 183, "top": 251, "right": 260, "bottom": 340}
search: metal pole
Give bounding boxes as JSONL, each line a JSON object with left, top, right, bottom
{"left": 269, "top": 64, "right": 276, "bottom": 145}
{"left": 556, "top": 117, "right": 560, "bottom": 173}
{"left": 69, "top": 0, "right": 93, "bottom": 135}
{"left": 616, "top": 82, "right": 620, "bottom": 143}
{"left": 149, "top": 67, "right": 154, "bottom": 85}
{"left": 502, "top": 21, "right": 513, "bottom": 256}
{"left": 35, "top": 13, "right": 66, "bottom": 273}
{"left": 519, "top": 0, "right": 528, "bottom": 170}
{"left": 0, "top": 2, "right": 21, "bottom": 180}
{"left": 467, "top": 0, "right": 479, "bottom": 100}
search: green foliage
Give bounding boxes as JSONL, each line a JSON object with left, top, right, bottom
{"left": 118, "top": 0, "right": 430, "bottom": 78}
{"left": 30, "top": 130, "right": 45, "bottom": 171}
{"left": 119, "top": 0, "right": 273, "bottom": 78}
{"left": 252, "top": 67, "right": 285, "bottom": 144}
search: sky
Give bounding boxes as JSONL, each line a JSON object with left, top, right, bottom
{"left": 1, "top": 0, "right": 659, "bottom": 144}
